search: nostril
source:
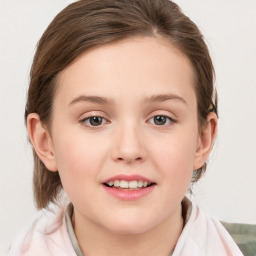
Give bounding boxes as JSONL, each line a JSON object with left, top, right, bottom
{"left": 116, "top": 156, "right": 143, "bottom": 163}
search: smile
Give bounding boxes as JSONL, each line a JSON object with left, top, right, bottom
{"left": 104, "top": 180, "right": 154, "bottom": 189}
{"left": 102, "top": 174, "right": 156, "bottom": 200}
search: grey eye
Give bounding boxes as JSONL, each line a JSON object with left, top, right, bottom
{"left": 83, "top": 116, "right": 106, "bottom": 126}
{"left": 149, "top": 115, "right": 172, "bottom": 126}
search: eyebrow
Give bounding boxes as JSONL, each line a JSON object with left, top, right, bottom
{"left": 145, "top": 94, "right": 187, "bottom": 105}
{"left": 69, "top": 93, "right": 187, "bottom": 106}
{"left": 69, "top": 95, "right": 113, "bottom": 105}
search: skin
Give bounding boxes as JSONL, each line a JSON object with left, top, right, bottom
{"left": 27, "top": 36, "right": 217, "bottom": 255}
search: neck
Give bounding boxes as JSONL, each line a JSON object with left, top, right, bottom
{"left": 72, "top": 204, "right": 184, "bottom": 256}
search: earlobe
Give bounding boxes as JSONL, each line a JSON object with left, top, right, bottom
{"left": 193, "top": 112, "right": 218, "bottom": 170}
{"left": 27, "top": 113, "right": 58, "bottom": 172}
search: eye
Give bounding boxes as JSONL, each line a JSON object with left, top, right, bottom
{"left": 148, "top": 115, "right": 175, "bottom": 126}
{"left": 81, "top": 116, "right": 107, "bottom": 127}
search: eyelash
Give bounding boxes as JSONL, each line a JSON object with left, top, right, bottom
{"left": 148, "top": 115, "right": 176, "bottom": 126}
{"left": 80, "top": 115, "right": 176, "bottom": 128}
{"left": 80, "top": 116, "right": 108, "bottom": 128}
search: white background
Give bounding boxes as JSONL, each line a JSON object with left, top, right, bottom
{"left": 0, "top": 0, "right": 255, "bottom": 254}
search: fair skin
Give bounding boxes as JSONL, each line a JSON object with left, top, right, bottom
{"left": 27, "top": 36, "right": 217, "bottom": 255}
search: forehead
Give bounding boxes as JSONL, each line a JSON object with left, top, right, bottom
{"left": 56, "top": 36, "right": 196, "bottom": 106}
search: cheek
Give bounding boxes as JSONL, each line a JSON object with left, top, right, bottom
{"left": 149, "top": 128, "right": 198, "bottom": 182}
{"left": 51, "top": 129, "right": 108, "bottom": 191}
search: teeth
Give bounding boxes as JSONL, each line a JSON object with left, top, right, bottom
{"left": 114, "top": 180, "right": 120, "bottom": 187}
{"left": 138, "top": 180, "right": 143, "bottom": 188}
{"left": 143, "top": 181, "right": 148, "bottom": 187}
{"left": 119, "top": 180, "right": 129, "bottom": 188}
{"left": 106, "top": 180, "right": 152, "bottom": 189}
{"left": 108, "top": 181, "right": 114, "bottom": 186}
{"left": 128, "top": 181, "right": 137, "bottom": 189}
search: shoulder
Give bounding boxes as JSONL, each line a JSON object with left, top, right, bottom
{"left": 174, "top": 198, "right": 244, "bottom": 255}
{"left": 8, "top": 204, "right": 76, "bottom": 256}
{"left": 221, "top": 221, "right": 256, "bottom": 256}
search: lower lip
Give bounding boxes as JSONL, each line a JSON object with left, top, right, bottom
{"left": 102, "top": 185, "right": 156, "bottom": 201}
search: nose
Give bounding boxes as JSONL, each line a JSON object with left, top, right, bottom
{"left": 111, "top": 122, "right": 146, "bottom": 164}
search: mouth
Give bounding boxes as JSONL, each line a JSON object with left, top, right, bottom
{"left": 102, "top": 174, "right": 156, "bottom": 200}
{"left": 103, "top": 180, "right": 156, "bottom": 190}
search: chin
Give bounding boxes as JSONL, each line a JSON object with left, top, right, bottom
{"left": 108, "top": 225, "right": 151, "bottom": 235}
{"left": 102, "top": 216, "right": 155, "bottom": 235}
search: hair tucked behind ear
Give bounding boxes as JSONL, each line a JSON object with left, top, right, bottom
{"left": 25, "top": 0, "right": 217, "bottom": 209}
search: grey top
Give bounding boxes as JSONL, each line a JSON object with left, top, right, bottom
{"left": 65, "top": 204, "right": 84, "bottom": 256}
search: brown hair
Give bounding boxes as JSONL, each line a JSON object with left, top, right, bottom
{"left": 25, "top": 0, "right": 218, "bottom": 209}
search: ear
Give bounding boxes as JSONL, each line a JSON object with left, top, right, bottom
{"left": 193, "top": 112, "right": 218, "bottom": 170}
{"left": 27, "top": 113, "right": 58, "bottom": 172}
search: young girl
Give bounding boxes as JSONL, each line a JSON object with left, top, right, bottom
{"left": 8, "top": 0, "right": 246, "bottom": 255}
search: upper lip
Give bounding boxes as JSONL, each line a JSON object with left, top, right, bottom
{"left": 102, "top": 174, "right": 155, "bottom": 184}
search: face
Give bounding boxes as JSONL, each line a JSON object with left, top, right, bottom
{"left": 49, "top": 36, "right": 203, "bottom": 234}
